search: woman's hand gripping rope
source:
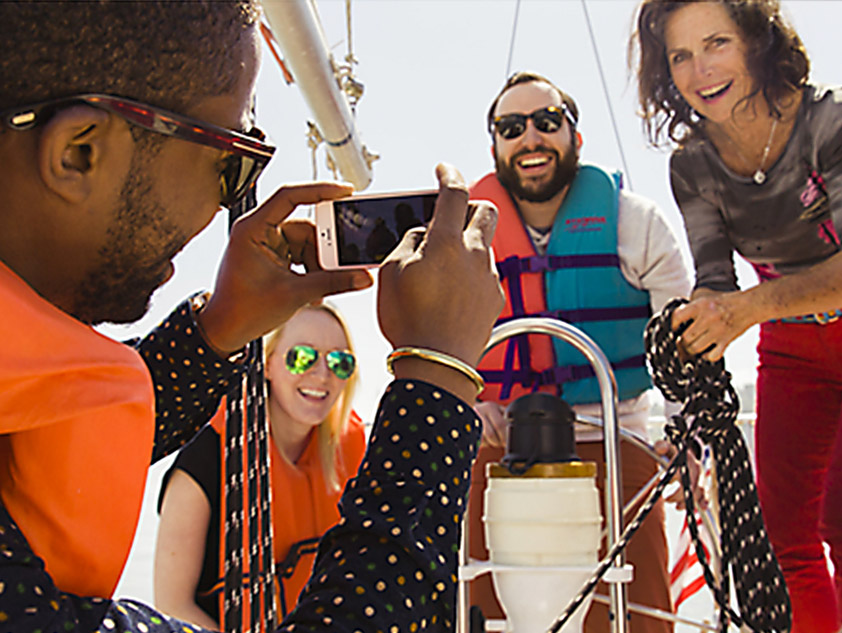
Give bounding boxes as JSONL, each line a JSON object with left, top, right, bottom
{"left": 646, "top": 298, "right": 792, "bottom": 633}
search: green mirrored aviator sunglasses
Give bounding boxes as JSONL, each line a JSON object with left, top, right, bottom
{"left": 285, "top": 345, "right": 356, "bottom": 380}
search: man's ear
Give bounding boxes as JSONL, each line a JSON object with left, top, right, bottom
{"left": 37, "top": 106, "right": 115, "bottom": 204}
{"left": 575, "top": 130, "right": 583, "bottom": 151}
{"left": 490, "top": 143, "right": 496, "bottom": 162}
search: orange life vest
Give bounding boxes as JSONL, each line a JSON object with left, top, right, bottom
{"left": 0, "top": 259, "right": 154, "bottom": 597}
{"left": 210, "top": 405, "right": 366, "bottom": 627}
{"left": 471, "top": 173, "right": 558, "bottom": 405}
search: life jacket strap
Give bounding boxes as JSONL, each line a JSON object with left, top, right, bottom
{"left": 481, "top": 353, "right": 647, "bottom": 398}
{"left": 496, "top": 253, "right": 621, "bottom": 280}
{"left": 275, "top": 537, "right": 322, "bottom": 579}
{"left": 495, "top": 305, "right": 651, "bottom": 326}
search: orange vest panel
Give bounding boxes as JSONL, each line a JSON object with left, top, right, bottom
{"left": 0, "top": 260, "right": 155, "bottom": 597}
{"left": 470, "top": 173, "right": 557, "bottom": 405}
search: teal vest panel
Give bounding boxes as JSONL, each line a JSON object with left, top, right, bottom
{"left": 545, "top": 164, "right": 652, "bottom": 404}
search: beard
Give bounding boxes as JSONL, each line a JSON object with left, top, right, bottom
{"left": 68, "top": 153, "right": 188, "bottom": 325}
{"left": 495, "top": 145, "right": 579, "bottom": 203}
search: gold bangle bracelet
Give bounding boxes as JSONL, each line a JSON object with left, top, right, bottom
{"left": 386, "top": 346, "right": 485, "bottom": 396}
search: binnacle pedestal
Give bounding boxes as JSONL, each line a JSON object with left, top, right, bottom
{"left": 458, "top": 317, "right": 633, "bottom": 633}
{"left": 484, "top": 460, "right": 601, "bottom": 633}
{"left": 483, "top": 392, "right": 601, "bottom": 633}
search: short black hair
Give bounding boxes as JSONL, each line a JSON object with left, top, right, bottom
{"left": 486, "top": 71, "right": 580, "bottom": 136}
{"left": 0, "top": 1, "right": 260, "bottom": 114}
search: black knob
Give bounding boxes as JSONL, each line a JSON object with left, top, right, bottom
{"left": 501, "top": 393, "right": 579, "bottom": 473}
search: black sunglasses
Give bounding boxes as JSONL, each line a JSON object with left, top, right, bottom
{"left": 1, "top": 93, "right": 276, "bottom": 209}
{"left": 491, "top": 105, "right": 577, "bottom": 140}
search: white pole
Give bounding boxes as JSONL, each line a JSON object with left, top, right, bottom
{"left": 263, "top": 0, "right": 374, "bottom": 190}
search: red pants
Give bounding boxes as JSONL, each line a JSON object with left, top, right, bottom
{"left": 756, "top": 320, "right": 842, "bottom": 633}
{"left": 468, "top": 441, "right": 672, "bottom": 632}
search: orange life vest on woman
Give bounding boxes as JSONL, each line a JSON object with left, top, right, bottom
{"left": 208, "top": 406, "right": 366, "bottom": 626}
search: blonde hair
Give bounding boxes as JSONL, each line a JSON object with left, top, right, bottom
{"left": 263, "top": 302, "right": 358, "bottom": 492}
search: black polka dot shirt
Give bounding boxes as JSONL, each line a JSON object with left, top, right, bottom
{"left": 0, "top": 376, "right": 482, "bottom": 633}
{"left": 136, "top": 296, "right": 250, "bottom": 464}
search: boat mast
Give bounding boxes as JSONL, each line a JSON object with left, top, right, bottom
{"left": 263, "top": 0, "right": 376, "bottom": 191}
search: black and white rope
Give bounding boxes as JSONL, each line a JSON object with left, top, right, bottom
{"left": 548, "top": 298, "right": 791, "bottom": 632}
{"left": 646, "top": 298, "right": 791, "bottom": 632}
{"left": 224, "top": 341, "right": 277, "bottom": 633}
{"left": 224, "top": 379, "right": 245, "bottom": 633}
{"left": 246, "top": 356, "right": 261, "bottom": 631}
{"left": 254, "top": 349, "right": 278, "bottom": 629}
{"left": 223, "top": 188, "right": 277, "bottom": 633}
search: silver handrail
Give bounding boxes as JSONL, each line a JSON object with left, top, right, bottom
{"left": 577, "top": 415, "right": 723, "bottom": 563}
{"left": 459, "top": 316, "right": 629, "bottom": 633}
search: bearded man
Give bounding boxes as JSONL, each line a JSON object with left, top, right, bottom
{"left": 467, "top": 71, "right": 692, "bottom": 633}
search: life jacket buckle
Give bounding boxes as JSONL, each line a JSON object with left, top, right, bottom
{"left": 524, "top": 255, "right": 550, "bottom": 273}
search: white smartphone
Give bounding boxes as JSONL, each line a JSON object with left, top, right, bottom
{"left": 315, "top": 189, "right": 438, "bottom": 269}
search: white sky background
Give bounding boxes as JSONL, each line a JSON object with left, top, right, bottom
{"left": 101, "top": 0, "right": 842, "bottom": 423}
{"left": 110, "top": 0, "right": 842, "bottom": 602}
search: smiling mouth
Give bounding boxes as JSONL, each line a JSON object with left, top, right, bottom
{"left": 299, "top": 387, "right": 328, "bottom": 400}
{"left": 698, "top": 80, "right": 732, "bottom": 101}
{"left": 517, "top": 155, "right": 552, "bottom": 169}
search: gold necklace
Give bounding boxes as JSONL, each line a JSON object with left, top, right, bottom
{"left": 725, "top": 117, "right": 779, "bottom": 185}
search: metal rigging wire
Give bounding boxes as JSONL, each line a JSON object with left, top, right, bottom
{"left": 580, "top": 0, "right": 635, "bottom": 190}
{"left": 504, "top": 0, "right": 521, "bottom": 80}
{"left": 502, "top": 0, "right": 635, "bottom": 189}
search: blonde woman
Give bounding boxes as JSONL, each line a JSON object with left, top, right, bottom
{"left": 154, "top": 303, "right": 365, "bottom": 629}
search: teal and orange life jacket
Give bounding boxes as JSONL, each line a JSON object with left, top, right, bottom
{"left": 471, "top": 164, "right": 652, "bottom": 405}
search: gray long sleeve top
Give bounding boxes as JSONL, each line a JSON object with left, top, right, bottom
{"left": 670, "top": 84, "right": 842, "bottom": 292}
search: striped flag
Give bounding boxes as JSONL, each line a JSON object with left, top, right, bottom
{"left": 670, "top": 514, "right": 710, "bottom": 608}
{"left": 669, "top": 449, "right": 716, "bottom": 609}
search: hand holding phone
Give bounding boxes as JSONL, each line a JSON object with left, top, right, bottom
{"left": 377, "top": 164, "right": 503, "bottom": 402}
{"left": 315, "top": 190, "right": 438, "bottom": 269}
{"left": 199, "top": 182, "right": 373, "bottom": 354}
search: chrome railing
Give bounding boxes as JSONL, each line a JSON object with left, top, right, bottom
{"left": 457, "top": 317, "right": 731, "bottom": 632}
{"left": 458, "top": 316, "right": 629, "bottom": 633}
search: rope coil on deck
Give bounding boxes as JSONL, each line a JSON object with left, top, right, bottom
{"left": 548, "top": 298, "right": 791, "bottom": 633}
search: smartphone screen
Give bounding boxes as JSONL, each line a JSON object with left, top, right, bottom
{"left": 329, "top": 191, "right": 437, "bottom": 266}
